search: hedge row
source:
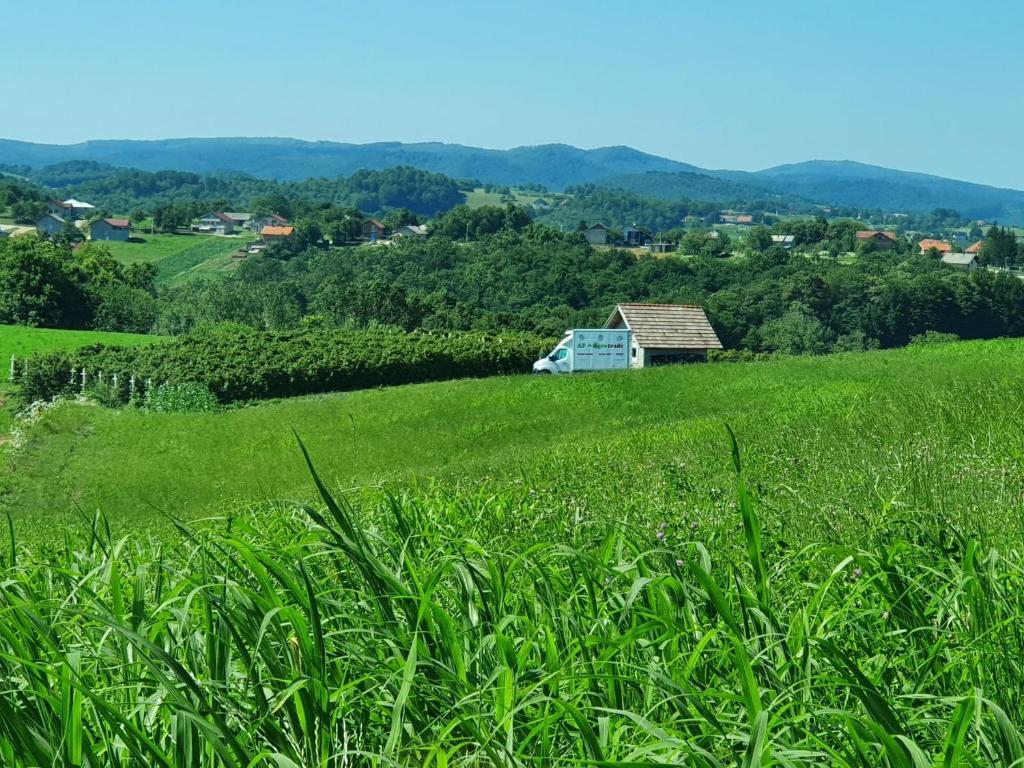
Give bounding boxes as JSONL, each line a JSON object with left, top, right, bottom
{"left": 18, "top": 329, "right": 554, "bottom": 404}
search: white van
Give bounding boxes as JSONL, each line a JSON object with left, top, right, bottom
{"left": 532, "top": 329, "right": 632, "bottom": 374}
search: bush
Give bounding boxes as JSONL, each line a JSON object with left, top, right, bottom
{"left": 20, "top": 328, "right": 553, "bottom": 405}
{"left": 909, "top": 330, "right": 960, "bottom": 346}
{"left": 142, "top": 382, "right": 219, "bottom": 413}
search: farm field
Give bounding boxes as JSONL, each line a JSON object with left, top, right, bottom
{"left": 464, "top": 186, "right": 561, "bottom": 209}
{"left": 100, "top": 232, "right": 255, "bottom": 283}
{"left": 3, "top": 337, "right": 1024, "bottom": 764}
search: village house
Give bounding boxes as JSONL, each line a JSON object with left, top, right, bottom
{"left": 392, "top": 224, "right": 428, "bottom": 239}
{"left": 720, "top": 213, "right": 754, "bottom": 225}
{"left": 941, "top": 252, "right": 978, "bottom": 270}
{"left": 260, "top": 225, "right": 295, "bottom": 242}
{"left": 622, "top": 225, "right": 653, "bottom": 247}
{"left": 363, "top": 218, "right": 387, "bottom": 241}
{"left": 647, "top": 241, "right": 674, "bottom": 254}
{"left": 856, "top": 230, "right": 898, "bottom": 251}
{"left": 583, "top": 223, "right": 608, "bottom": 245}
{"left": 48, "top": 198, "right": 95, "bottom": 221}
{"left": 36, "top": 213, "right": 67, "bottom": 237}
{"left": 605, "top": 303, "right": 723, "bottom": 367}
{"left": 966, "top": 241, "right": 984, "bottom": 255}
{"left": 252, "top": 213, "right": 289, "bottom": 232}
{"left": 224, "top": 212, "right": 253, "bottom": 229}
{"left": 90, "top": 217, "right": 131, "bottom": 242}
{"left": 195, "top": 212, "right": 236, "bottom": 235}
{"left": 919, "top": 238, "right": 953, "bottom": 255}
{"left": 771, "top": 234, "right": 796, "bottom": 249}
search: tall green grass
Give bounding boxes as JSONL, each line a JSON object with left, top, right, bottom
{"left": 0, "top": 434, "right": 1021, "bottom": 766}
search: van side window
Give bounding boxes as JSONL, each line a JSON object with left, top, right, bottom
{"left": 554, "top": 348, "right": 568, "bottom": 361}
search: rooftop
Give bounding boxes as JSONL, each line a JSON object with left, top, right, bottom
{"left": 606, "top": 303, "right": 723, "bottom": 350}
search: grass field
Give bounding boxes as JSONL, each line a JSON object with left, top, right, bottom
{"left": 100, "top": 232, "right": 255, "bottom": 283}
{"left": 464, "top": 187, "right": 563, "bottom": 209}
{"left": 0, "top": 324, "right": 160, "bottom": 436}
{"left": 3, "top": 338, "right": 1024, "bottom": 763}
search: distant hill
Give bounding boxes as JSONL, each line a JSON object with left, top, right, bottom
{"left": 743, "top": 160, "right": 1024, "bottom": 222}
{"left": 0, "top": 138, "right": 696, "bottom": 189}
{"left": 3, "top": 138, "right": 1024, "bottom": 222}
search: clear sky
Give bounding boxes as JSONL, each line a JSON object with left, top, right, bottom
{"left": 3, "top": 0, "right": 1022, "bottom": 187}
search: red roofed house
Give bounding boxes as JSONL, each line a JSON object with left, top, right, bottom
{"left": 856, "top": 230, "right": 898, "bottom": 251}
{"left": 966, "top": 241, "right": 984, "bottom": 255}
{"left": 91, "top": 218, "right": 131, "bottom": 242}
{"left": 363, "top": 218, "right": 387, "bottom": 241}
{"left": 261, "top": 225, "right": 295, "bottom": 242}
{"left": 919, "top": 239, "right": 953, "bottom": 255}
{"left": 196, "top": 212, "right": 236, "bottom": 235}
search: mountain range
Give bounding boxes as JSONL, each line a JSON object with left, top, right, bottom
{"left": 3, "top": 137, "right": 1023, "bottom": 223}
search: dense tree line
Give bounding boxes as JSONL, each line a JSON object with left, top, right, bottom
{"left": 0, "top": 236, "right": 157, "bottom": 331}
{"left": 25, "top": 162, "right": 465, "bottom": 217}
{"left": 144, "top": 226, "right": 1024, "bottom": 352}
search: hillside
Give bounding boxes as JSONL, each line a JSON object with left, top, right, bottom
{"left": 4, "top": 336, "right": 1024, "bottom": 762}
{"left": 748, "top": 160, "right": 1024, "bottom": 221}
{"left": 4, "top": 337, "right": 1023, "bottom": 543}
{"left": 0, "top": 138, "right": 696, "bottom": 188}
{"left": 5, "top": 137, "right": 1024, "bottom": 221}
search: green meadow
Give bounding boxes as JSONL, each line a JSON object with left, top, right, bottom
{"left": 3, "top": 338, "right": 1024, "bottom": 763}
{"left": 0, "top": 324, "right": 158, "bottom": 383}
{"left": 100, "top": 232, "right": 255, "bottom": 283}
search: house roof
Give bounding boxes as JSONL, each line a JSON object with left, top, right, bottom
{"left": 265, "top": 213, "right": 289, "bottom": 223}
{"left": 39, "top": 213, "right": 66, "bottom": 224}
{"left": 586, "top": 223, "right": 608, "bottom": 231}
{"left": 100, "top": 218, "right": 131, "bottom": 228}
{"left": 941, "top": 253, "right": 977, "bottom": 266}
{"left": 62, "top": 198, "right": 94, "bottom": 209}
{"left": 605, "top": 303, "right": 723, "bottom": 350}
{"left": 366, "top": 218, "right": 386, "bottom": 228}
{"left": 224, "top": 212, "right": 252, "bottom": 222}
{"left": 261, "top": 225, "right": 295, "bottom": 237}
{"left": 772, "top": 234, "right": 795, "bottom": 244}
{"left": 919, "top": 239, "right": 953, "bottom": 253}
{"left": 201, "top": 211, "right": 235, "bottom": 223}
{"left": 398, "top": 224, "right": 428, "bottom": 235}
{"left": 735, "top": 215, "right": 754, "bottom": 224}
{"left": 857, "top": 230, "right": 897, "bottom": 241}
{"left": 966, "top": 240, "right": 984, "bottom": 254}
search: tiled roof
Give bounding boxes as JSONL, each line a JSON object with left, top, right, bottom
{"left": 941, "top": 252, "right": 977, "bottom": 265}
{"left": 102, "top": 218, "right": 131, "bottom": 228}
{"left": 966, "top": 241, "right": 984, "bottom": 254}
{"left": 261, "top": 226, "right": 295, "bottom": 237}
{"left": 606, "top": 303, "right": 723, "bottom": 350}
{"left": 919, "top": 239, "right": 952, "bottom": 253}
{"left": 857, "top": 230, "right": 897, "bottom": 240}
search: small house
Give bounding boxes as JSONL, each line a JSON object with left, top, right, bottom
{"left": 919, "top": 238, "right": 953, "bottom": 255}
{"left": 771, "top": 234, "right": 796, "bottom": 249}
{"left": 622, "top": 225, "right": 652, "bottom": 247}
{"left": 260, "top": 225, "right": 295, "bottom": 242}
{"left": 648, "top": 241, "right": 675, "bottom": 254}
{"left": 253, "top": 214, "right": 289, "bottom": 231}
{"left": 90, "top": 217, "right": 131, "bottom": 242}
{"left": 392, "top": 224, "right": 428, "bottom": 239}
{"left": 36, "top": 213, "right": 67, "bottom": 238}
{"left": 605, "top": 303, "right": 723, "bottom": 367}
{"left": 941, "top": 252, "right": 978, "bottom": 270}
{"left": 583, "top": 223, "right": 608, "bottom": 245}
{"left": 196, "top": 212, "right": 236, "bottom": 235}
{"left": 49, "top": 198, "right": 95, "bottom": 221}
{"left": 966, "top": 241, "right": 984, "bottom": 255}
{"left": 856, "top": 230, "right": 898, "bottom": 251}
{"left": 363, "top": 218, "right": 387, "bottom": 241}
{"left": 224, "top": 212, "right": 253, "bottom": 229}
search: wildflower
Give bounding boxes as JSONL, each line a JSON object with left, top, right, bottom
{"left": 656, "top": 529, "right": 665, "bottom": 541}
{"left": 675, "top": 559, "right": 684, "bottom": 567}
{"left": 850, "top": 566, "right": 863, "bottom": 581}
{"left": 690, "top": 521, "right": 698, "bottom": 530}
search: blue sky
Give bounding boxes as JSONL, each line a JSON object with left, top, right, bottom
{"left": 3, "top": 0, "right": 1022, "bottom": 187}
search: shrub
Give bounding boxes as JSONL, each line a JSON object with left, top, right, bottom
{"left": 909, "top": 330, "right": 960, "bottom": 346}
{"left": 20, "top": 328, "right": 553, "bottom": 405}
{"left": 142, "top": 382, "right": 219, "bottom": 413}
